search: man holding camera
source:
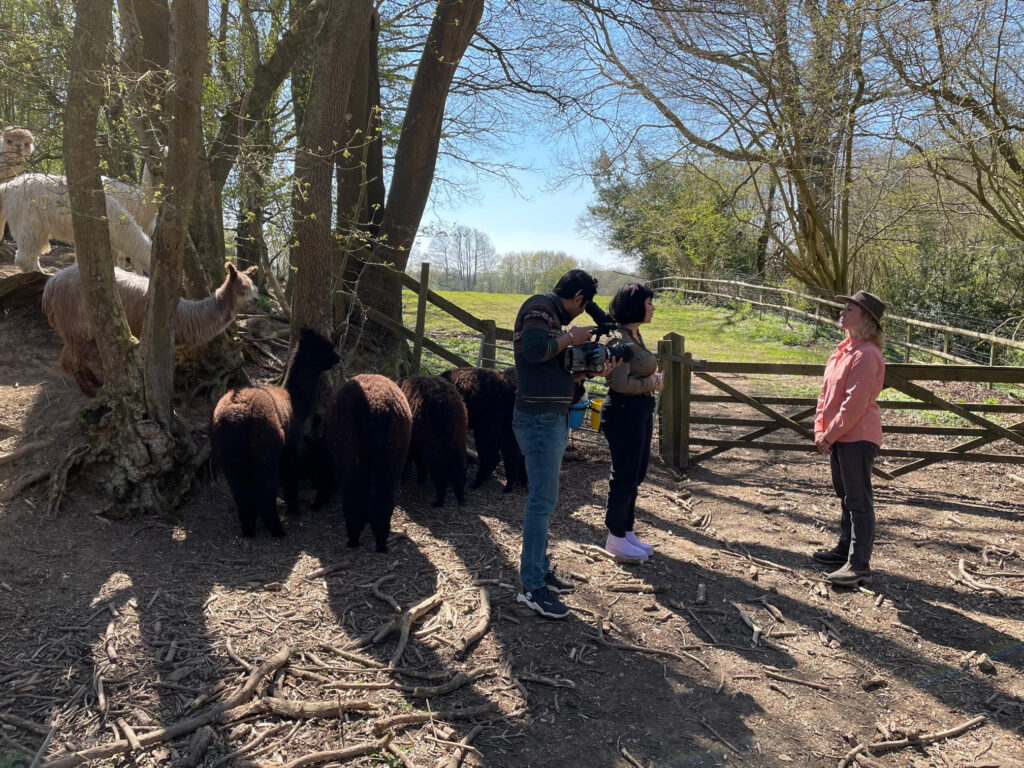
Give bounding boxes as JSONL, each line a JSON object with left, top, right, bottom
{"left": 512, "top": 269, "right": 620, "bottom": 618}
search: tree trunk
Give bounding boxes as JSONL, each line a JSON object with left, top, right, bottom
{"left": 352, "top": 0, "right": 485, "bottom": 364}
{"left": 290, "top": 0, "right": 373, "bottom": 342}
{"left": 65, "top": 0, "right": 141, "bottom": 398}
{"left": 140, "top": 0, "right": 208, "bottom": 428}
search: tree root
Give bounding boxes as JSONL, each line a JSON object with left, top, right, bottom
{"left": 348, "top": 593, "right": 442, "bottom": 668}
{"left": 373, "top": 702, "right": 500, "bottom": 734}
{"left": 240, "top": 735, "right": 392, "bottom": 768}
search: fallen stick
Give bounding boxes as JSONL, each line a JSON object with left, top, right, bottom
{"left": 734, "top": 605, "right": 762, "bottom": 646}
{"left": 596, "top": 618, "right": 709, "bottom": 670}
{"left": 41, "top": 646, "right": 292, "bottom": 768}
{"left": 373, "top": 703, "right": 500, "bottom": 734}
{"left": 369, "top": 573, "right": 401, "bottom": 613}
{"left": 242, "top": 734, "right": 392, "bottom": 768}
{"left": 439, "top": 723, "right": 485, "bottom": 768}
{"left": 958, "top": 559, "right": 1008, "bottom": 596}
{"left": 577, "top": 543, "right": 644, "bottom": 565}
{"left": 762, "top": 667, "right": 830, "bottom": 692}
{"left": 516, "top": 673, "right": 576, "bottom": 689}
{"left": 620, "top": 746, "right": 645, "bottom": 768}
{"left": 0, "top": 712, "right": 51, "bottom": 738}
{"left": 454, "top": 588, "right": 490, "bottom": 658}
{"left": 607, "top": 583, "right": 670, "bottom": 594}
{"left": 669, "top": 600, "right": 718, "bottom": 643}
{"left": 257, "top": 696, "right": 377, "bottom": 719}
{"left": 837, "top": 743, "right": 866, "bottom": 768}
{"left": 866, "top": 714, "right": 985, "bottom": 754}
{"left": 29, "top": 725, "right": 56, "bottom": 768}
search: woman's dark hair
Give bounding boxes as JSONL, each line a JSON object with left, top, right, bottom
{"left": 609, "top": 282, "right": 654, "bottom": 324}
{"left": 553, "top": 269, "right": 598, "bottom": 303}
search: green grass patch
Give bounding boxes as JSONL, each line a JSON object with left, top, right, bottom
{"left": 402, "top": 291, "right": 839, "bottom": 372}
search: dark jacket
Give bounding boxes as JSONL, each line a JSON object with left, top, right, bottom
{"left": 513, "top": 293, "right": 574, "bottom": 414}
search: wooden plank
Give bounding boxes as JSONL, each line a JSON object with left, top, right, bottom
{"left": 700, "top": 361, "right": 1024, "bottom": 383}
{"left": 412, "top": 262, "right": 430, "bottom": 374}
{"left": 687, "top": 438, "right": 1024, "bottom": 463}
{"left": 399, "top": 271, "right": 513, "bottom": 341}
{"left": 363, "top": 306, "right": 472, "bottom": 368}
{"left": 691, "top": 394, "right": 1024, "bottom": 413}
{"left": 657, "top": 338, "right": 678, "bottom": 467}
{"left": 479, "top": 319, "right": 497, "bottom": 369}
{"left": 690, "top": 406, "right": 816, "bottom": 463}
{"left": 883, "top": 372, "right": 1024, "bottom": 448}
{"left": 690, "top": 416, "right": 1023, "bottom": 437}
{"left": 888, "top": 419, "right": 1024, "bottom": 477}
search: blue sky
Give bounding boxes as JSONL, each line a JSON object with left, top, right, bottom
{"left": 420, "top": 154, "right": 629, "bottom": 269}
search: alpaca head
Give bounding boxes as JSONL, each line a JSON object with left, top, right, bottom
{"left": 223, "top": 262, "right": 259, "bottom": 313}
{"left": 1, "top": 127, "right": 34, "bottom": 170}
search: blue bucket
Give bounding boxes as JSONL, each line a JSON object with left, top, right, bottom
{"left": 568, "top": 399, "right": 590, "bottom": 428}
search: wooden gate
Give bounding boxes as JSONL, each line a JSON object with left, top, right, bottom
{"left": 656, "top": 332, "right": 1024, "bottom": 478}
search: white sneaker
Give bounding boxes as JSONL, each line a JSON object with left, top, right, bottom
{"left": 626, "top": 531, "right": 655, "bottom": 555}
{"left": 605, "top": 534, "right": 648, "bottom": 561}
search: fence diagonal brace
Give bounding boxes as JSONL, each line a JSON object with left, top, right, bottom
{"left": 692, "top": 406, "right": 816, "bottom": 463}
{"left": 884, "top": 372, "right": 1024, "bottom": 449}
{"left": 694, "top": 371, "right": 814, "bottom": 438}
{"left": 694, "top": 370, "right": 895, "bottom": 481}
{"left": 888, "top": 419, "right": 1024, "bottom": 477}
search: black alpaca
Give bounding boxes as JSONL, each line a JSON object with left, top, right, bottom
{"left": 441, "top": 366, "right": 523, "bottom": 492}
{"left": 211, "top": 328, "right": 339, "bottom": 537}
{"left": 326, "top": 374, "right": 412, "bottom": 552}
{"left": 399, "top": 375, "right": 468, "bottom": 507}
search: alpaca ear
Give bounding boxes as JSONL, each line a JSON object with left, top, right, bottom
{"left": 243, "top": 266, "right": 259, "bottom": 276}
{"left": 225, "top": 261, "right": 238, "bottom": 277}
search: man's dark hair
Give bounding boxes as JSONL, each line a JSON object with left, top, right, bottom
{"left": 609, "top": 282, "right": 655, "bottom": 324}
{"left": 553, "top": 269, "right": 598, "bottom": 303}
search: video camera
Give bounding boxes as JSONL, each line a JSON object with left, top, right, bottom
{"left": 562, "top": 302, "right": 634, "bottom": 374}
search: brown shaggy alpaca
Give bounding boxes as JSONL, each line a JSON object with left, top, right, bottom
{"left": 400, "top": 375, "right": 468, "bottom": 507}
{"left": 0, "top": 126, "right": 33, "bottom": 238}
{"left": 326, "top": 374, "right": 412, "bottom": 553}
{"left": 211, "top": 328, "right": 339, "bottom": 537}
{"left": 42, "top": 261, "right": 258, "bottom": 395}
{"left": 441, "top": 366, "right": 523, "bottom": 492}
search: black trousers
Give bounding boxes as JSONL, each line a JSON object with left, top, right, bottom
{"left": 829, "top": 440, "right": 879, "bottom": 569}
{"left": 602, "top": 392, "right": 656, "bottom": 537}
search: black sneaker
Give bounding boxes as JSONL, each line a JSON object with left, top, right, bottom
{"left": 517, "top": 586, "right": 570, "bottom": 619}
{"left": 827, "top": 563, "right": 872, "bottom": 587}
{"left": 812, "top": 548, "right": 847, "bottom": 568}
{"left": 544, "top": 569, "right": 575, "bottom": 595}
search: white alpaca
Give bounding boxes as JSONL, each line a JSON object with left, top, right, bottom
{"left": 0, "top": 172, "right": 153, "bottom": 274}
{"left": 0, "top": 126, "right": 35, "bottom": 238}
{"left": 103, "top": 160, "right": 160, "bottom": 236}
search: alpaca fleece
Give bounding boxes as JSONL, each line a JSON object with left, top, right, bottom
{"left": 326, "top": 374, "right": 412, "bottom": 552}
{"left": 211, "top": 328, "right": 339, "bottom": 537}
{"left": 1, "top": 172, "right": 153, "bottom": 273}
{"left": 441, "top": 366, "right": 522, "bottom": 492}
{"left": 0, "top": 126, "right": 33, "bottom": 239}
{"left": 399, "top": 375, "right": 468, "bottom": 507}
{"left": 42, "top": 261, "right": 258, "bottom": 395}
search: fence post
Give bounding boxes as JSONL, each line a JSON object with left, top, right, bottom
{"left": 412, "top": 262, "right": 430, "bottom": 373}
{"left": 479, "top": 319, "right": 497, "bottom": 369}
{"left": 904, "top": 323, "right": 911, "bottom": 363}
{"left": 813, "top": 303, "right": 820, "bottom": 332}
{"left": 758, "top": 288, "right": 763, "bottom": 321}
{"left": 658, "top": 332, "right": 689, "bottom": 469}
{"left": 943, "top": 329, "right": 951, "bottom": 357}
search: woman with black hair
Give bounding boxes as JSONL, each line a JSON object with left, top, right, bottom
{"left": 601, "top": 282, "right": 663, "bottom": 560}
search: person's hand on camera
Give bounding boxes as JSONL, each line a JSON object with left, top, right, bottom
{"left": 566, "top": 326, "right": 594, "bottom": 345}
{"left": 597, "top": 357, "right": 623, "bottom": 378}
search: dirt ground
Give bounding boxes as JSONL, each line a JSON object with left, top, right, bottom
{"left": 1, "top": 242, "right": 1022, "bottom": 768}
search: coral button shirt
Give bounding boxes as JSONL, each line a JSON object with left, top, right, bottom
{"left": 814, "top": 336, "right": 885, "bottom": 447}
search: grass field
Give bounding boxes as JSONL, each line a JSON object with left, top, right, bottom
{"left": 401, "top": 289, "right": 842, "bottom": 374}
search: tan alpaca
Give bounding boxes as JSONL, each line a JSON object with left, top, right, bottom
{"left": 0, "top": 126, "right": 34, "bottom": 238}
{"left": 42, "top": 261, "right": 259, "bottom": 395}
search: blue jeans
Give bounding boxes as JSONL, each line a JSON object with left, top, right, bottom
{"left": 512, "top": 408, "right": 569, "bottom": 592}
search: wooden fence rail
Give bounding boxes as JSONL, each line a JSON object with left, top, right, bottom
{"left": 656, "top": 332, "right": 1024, "bottom": 479}
{"left": 650, "top": 276, "right": 1024, "bottom": 366}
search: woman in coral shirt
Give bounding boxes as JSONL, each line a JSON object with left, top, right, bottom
{"left": 813, "top": 290, "right": 886, "bottom": 587}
